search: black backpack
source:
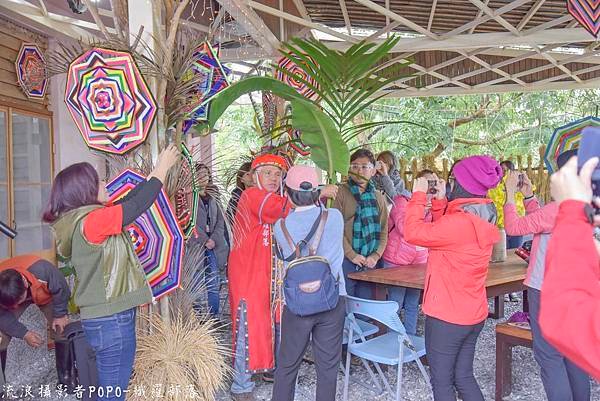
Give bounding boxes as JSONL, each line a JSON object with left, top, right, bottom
{"left": 278, "top": 209, "right": 340, "bottom": 317}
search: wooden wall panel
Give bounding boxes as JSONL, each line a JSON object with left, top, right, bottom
{"left": 0, "top": 16, "right": 49, "bottom": 114}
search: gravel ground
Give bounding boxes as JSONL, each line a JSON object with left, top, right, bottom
{"left": 7, "top": 298, "right": 600, "bottom": 401}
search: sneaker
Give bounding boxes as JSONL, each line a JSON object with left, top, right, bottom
{"left": 262, "top": 372, "right": 274, "bottom": 383}
{"left": 509, "top": 293, "right": 520, "bottom": 302}
{"left": 231, "top": 392, "right": 256, "bottom": 401}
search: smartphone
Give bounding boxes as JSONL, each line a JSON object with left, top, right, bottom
{"left": 517, "top": 173, "right": 524, "bottom": 189}
{"left": 427, "top": 180, "right": 438, "bottom": 194}
{"left": 375, "top": 161, "right": 383, "bottom": 170}
{"left": 577, "top": 127, "right": 600, "bottom": 198}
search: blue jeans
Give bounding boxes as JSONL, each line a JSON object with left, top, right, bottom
{"left": 194, "top": 249, "right": 221, "bottom": 317}
{"left": 383, "top": 262, "right": 421, "bottom": 335}
{"left": 506, "top": 235, "right": 524, "bottom": 250}
{"left": 528, "top": 287, "right": 590, "bottom": 401}
{"left": 342, "top": 258, "right": 381, "bottom": 298}
{"left": 82, "top": 308, "right": 137, "bottom": 401}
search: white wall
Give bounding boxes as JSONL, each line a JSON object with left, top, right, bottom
{"left": 49, "top": 72, "right": 103, "bottom": 174}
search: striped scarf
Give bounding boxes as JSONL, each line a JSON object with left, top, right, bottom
{"left": 349, "top": 179, "right": 381, "bottom": 256}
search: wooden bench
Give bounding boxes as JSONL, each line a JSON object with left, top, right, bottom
{"left": 495, "top": 323, "right": 533, "bottom": 401}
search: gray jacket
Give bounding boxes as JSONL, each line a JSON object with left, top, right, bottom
{"left": 190, "top": 195, "right": 230, "bottom": 268}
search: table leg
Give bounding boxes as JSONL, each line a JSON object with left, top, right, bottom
{"left": 489, "top": 296, "right": 504, "bottom": 319}
{"left": 374, "top": 284, "right": 387, "bottom": 301}
{"left": 522, "top": 289, "right": 529, "bottom": 313}
{"left": 495, "top": 333, "right": 513, "bottom": 401}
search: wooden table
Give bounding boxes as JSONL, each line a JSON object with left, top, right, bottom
{"left": 348, "top": 253, "right": 528, "bottom": 319}
{"left": 495, "top": 323, "right": 533, "bottom": 400}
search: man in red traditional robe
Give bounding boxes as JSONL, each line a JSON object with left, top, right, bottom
{"left": 228, "top": 154, "right": 290, "bottom": 401}
{"left": 228, "top": 154, "right": 336, "bottom": 400}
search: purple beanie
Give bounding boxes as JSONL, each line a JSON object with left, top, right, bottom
{"left": 453, "top": 155, "right": 503, "bottom": 196}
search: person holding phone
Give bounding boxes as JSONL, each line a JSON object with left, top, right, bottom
{"left": 504, "top": 149, "right": 590, "bottom": 401}
{"left": 382, "top": 169, "right": 436, "bottom": 335}
{"left": 373, "top": 151, "right": 409, "bottom": 204}
{"left": 540, "top": 154, "right": 600, "bottom": 381}
{"left": 405, "top": 156, "right": 502, "bottom": 401}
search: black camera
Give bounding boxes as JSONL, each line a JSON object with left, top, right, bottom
{"left": 428, "top": 180, "right": 438, "bottom": 195}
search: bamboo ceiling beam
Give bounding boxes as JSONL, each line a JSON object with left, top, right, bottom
{"left": 427, "top": 0, "right": 438, "bottom": 32}
{"left": 457, "top": 50, "right": 528, "bottom": 87}
{"left": 339, "top": 0, "right": 352, "bottom": 36}
{"left": 468, "top": 0, "right": 489, "bottom": 34}
{"left": 365, "top": 21, "right": 401, "bottom": 43}
{"left": 216, "top": 0, "right": 280, "bottom": 53}
{"left": 522, "top": 15, "right": 572, "bottom": 35}
{"left": 352, "top": 0, "right": 439, "bottom": 40}
{"left": 439, "top": 0, "right": 531, "bottom": 40}
{"left": 246, "top": 0, "right": 358, "bottom": 42}
{"left": 517, "top": 0, "right": 546, "bottom": 31}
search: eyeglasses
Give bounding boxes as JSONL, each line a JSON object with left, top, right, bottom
{"left": 257, "top": 169, "right": 283, "bottom": 179}
{"left": 350, "top": 163, "right": 374, "bottom": 172}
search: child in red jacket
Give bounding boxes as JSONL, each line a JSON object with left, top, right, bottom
{"left": 405, "top": 156, "right": 502, "bottom": 401}
{"left": 541, "top": 155, "right": 600, "bottom": 381}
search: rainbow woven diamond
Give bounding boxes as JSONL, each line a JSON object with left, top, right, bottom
{"left": 183, "top": 42, "right": 231, "bottom": 134}
{"left": 107, "top": 169, "right": 184, "bottom": 299}
{"left": 275, "top": 55, "right": 319, "bottom": 102}
{"left": 176, "top": 143, "right": 200, "bottom": 239}
{"left": 544, "top": 116, "right": 600, "bottom": 173}
{"left": 15, "top": 43, "right": 47, "bottom": 99}
{"left": 568, "top": 0, "right": 600, "bottom": 37}
{"left": 65, "top": 48, "right": 157, "bottom": 154}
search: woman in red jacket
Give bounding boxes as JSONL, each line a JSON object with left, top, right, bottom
{"left": 405, "top": 156, "right": 502, "bottom": 401}
{"left": 540, "top": 155, "right": 600, "bottom": 381}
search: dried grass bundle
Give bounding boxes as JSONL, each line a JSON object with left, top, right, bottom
{"left": 130, "top": 311, "right": 230, "bottom": 401}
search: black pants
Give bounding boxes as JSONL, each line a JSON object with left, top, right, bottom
{"left": 528, "top": 287, "right": 590, "bottom": 401}
{"left": 271, "top": 300, "right": 346, "bottom": 401}
{"left": 425, "top": 316, "right": 485, "bottom": 401}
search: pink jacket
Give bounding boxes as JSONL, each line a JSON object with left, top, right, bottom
{"left": 503, "top": 198, "right": 558, "bottom": 290}
{"left": 383, "top": 195, "right": 431, "bottom": 266}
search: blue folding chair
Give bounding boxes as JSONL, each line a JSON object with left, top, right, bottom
{"left": 343, "top": 296, "right": 431, "bottom": 401}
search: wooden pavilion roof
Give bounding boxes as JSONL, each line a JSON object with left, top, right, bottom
{"left": 1, "top": 0, "right": 599, "bottom": 97}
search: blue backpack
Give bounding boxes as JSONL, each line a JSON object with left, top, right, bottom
{"left": 278, "top": 209, "right": 340, "bottom": 317}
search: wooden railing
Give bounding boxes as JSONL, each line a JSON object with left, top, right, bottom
{"left": 397, "top": 145, "right": 551, "bottom": 203}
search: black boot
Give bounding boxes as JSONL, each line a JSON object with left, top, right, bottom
{"left": 54, "top": 340, "right": 76, "bottom": 392}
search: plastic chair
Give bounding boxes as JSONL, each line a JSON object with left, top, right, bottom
{"left": 343, "top": 315, "right": 379, "bottom": 345}
{"left": 343, "top": 296, "right": 431, "bottom": 401}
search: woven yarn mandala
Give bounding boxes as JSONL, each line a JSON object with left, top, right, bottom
{"left": 107, "top": 169, "right": 184, "bottom": 299}
{"left": 15, "top": 43, "right": 47, "bottom": 99}
{"left": 568, "top": 0, "right": 600, "bottom": 37}
{"left": 183, "top": 42, "right": 231, "bottom": 134}
{"left": 544, "top": 116, "right": 600, "bottom": 173}
{"left": 276, "top": 55, "right": 319, "bottom": 102}
{"left": 175, "top": 143, "right": 200, "bottom": 239}
{"left": 65, "top": 48, "right": 157, "bottom": 154}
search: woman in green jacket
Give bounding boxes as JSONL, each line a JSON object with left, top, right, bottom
{"left": 42, "top": 145, "right": 179, "bottom": 401}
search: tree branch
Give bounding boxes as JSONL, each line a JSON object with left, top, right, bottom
{"left": 454, "top": 123, "right": 539, "bottom": 146}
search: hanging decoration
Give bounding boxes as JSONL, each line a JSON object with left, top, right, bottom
{"left": 544, "top": 116, "right": 600, "bottom": 173}
{"left": 275, "top": 54, "right": 320, "bottom": 102}
{"left": 15, "top": 43, "right": 48, "bottom": 99}
{"left": 183, "top": 42, "right": 231, "bottom": 134}
{"left": 65, "top": 48, "right": 157, "bottom": 154}
{"left": 567, "top": 0, "right": 600, "bottom": 37}
{"left": 287, "top": 129, "right": 311, "bottom": 156}
{"left": 175, "top": 143, "right": 200, "bottom": 239}
{"left": 107, "top": 169, "right": 184, "bottom": 299}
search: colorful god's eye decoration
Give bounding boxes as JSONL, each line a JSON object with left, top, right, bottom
{"left": 107, "top": 169, "right": 184, "bottom": 299}
{"left": 175, "top": 143, "right": 200, "bottom": 239}
{"left": 183, "top": 42, "right": 231, "bottom": 134}
{"left": 567, "top": 0, "right": 600, "bottom": 37}
{"left": 15, "top": 43, "right": 48, "bottom": 99}
{"left": 275, "top": 54, "right": 319, "bottom": 102}
{"left": 65, "top": 48, "right": 157, "bottom": 154}
{"left": 544, "top": 116, "right": 600, "bottom": 173}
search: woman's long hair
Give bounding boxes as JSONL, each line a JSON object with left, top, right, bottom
{"left": 235, "top": 162, "right": 252, "bottom": 190}
{"left": 42, "top": 162, "right": 101, "bottom": 223}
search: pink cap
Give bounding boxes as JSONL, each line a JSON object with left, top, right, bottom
{"left": 285, "top": 165, "right": 319, "bottom": 191}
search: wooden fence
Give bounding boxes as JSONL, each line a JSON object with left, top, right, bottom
{"left": 397, "top": 145, "right": 551, "bottom": 203}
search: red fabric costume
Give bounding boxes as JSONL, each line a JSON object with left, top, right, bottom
{"left": 228, "top": 155, "right": 291, "bottom": 372}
